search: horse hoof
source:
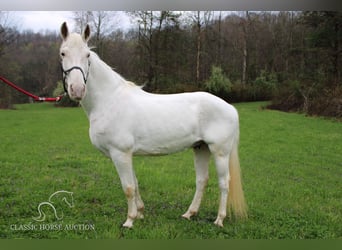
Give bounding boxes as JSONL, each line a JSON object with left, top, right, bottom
{"left": 182, "top": 213, "right": 191, "bottom": 220}
{"left": 122, "top": 219, "right": 134, "bottom": 228}
{"left": 214, "top": 219, "right": 224, "bottom": 227}
{"left": 136, "top": 213, "right": 144, "bottom": 219}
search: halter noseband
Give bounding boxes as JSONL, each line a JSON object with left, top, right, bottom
{"left": 61, "top": 61, "right": 90, "bottom": 93}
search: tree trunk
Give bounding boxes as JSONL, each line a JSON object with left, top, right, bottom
{"left": 241, "top": 11, "right": 249, "bottom": 86}
{"left": 332, "top": 20, "right": 340, "bottom": 85}
{"left": 196, "top": 11, "right": 201, "bottom": 87}
{"left": 148, "top": 11, "right": 154, "bottom": 87}
{"left": 217, "top": 11, "right": 222, "bottom": 66}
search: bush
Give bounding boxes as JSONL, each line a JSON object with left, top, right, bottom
{"left": 268, "top": 80, "right": 342, "bottom": 119}
{"left": 307, "top": 86, "right": 342, "bottom": 118}
{"left": 204, "top": 66, "right": 232, "bottom": 94}
{"left": 224, "top": 70, "right": 278, "bottom": 103}
{"left": 251, "top": 70, "right": 278, "bottom": 100}
{"left": 268, "top": 80, "right": 305, "bottom": 112}
{"left": 53, "top": 81, "right": 79, "bottom": 107}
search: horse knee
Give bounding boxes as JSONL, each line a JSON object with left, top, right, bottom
{"left": 124, "top": 186, "right": 135, "bottom": 199}
{"left": 196, "top": 177, "right": 209, "bottom": 188}
{"left": 137, "top": 202, "right": 144, "bottom": 211}
{"left": 218, "top": 178, "right": 229, "bottom": 191}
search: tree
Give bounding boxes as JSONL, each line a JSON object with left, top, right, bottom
{"left": 0, "top": 12, "right": 18, "bottom": 57}
{"left": 240, "top": 11, "right": 250, "bottom": 86}
{"left": 187, "top": 11, "right": 213, "bottom": 86}
{"left": 0, "top": 11, "right": 20, "bottom": 108}
{"left": 268, "top": 11, "right": 342, "bottom": 118}
{"left": 129, "top": 11, "right": 180, "bottom": 90}
{"left": 73, "top": 11, "right": 93, "bottom": 33}
{"left": 73, "top": 11, "right": 118, "bottom": 57}
{"left": 301, "top": 11, "right": 342, "bottom": 85}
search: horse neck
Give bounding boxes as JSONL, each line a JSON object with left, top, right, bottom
{"left": 81, "top": 53, "right": 125, "bottom": 118}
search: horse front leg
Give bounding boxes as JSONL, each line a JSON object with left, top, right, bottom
{"left": 110, "top": 150, "right": 138, "bottom": 228}
{"left": 133, "top": 170, "right": 145, "bottom": 219}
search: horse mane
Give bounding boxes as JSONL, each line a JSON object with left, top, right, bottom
{"left": 89, "top": 49, "right": 141, "bottom": 89}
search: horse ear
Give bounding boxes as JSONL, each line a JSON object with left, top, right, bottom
{"left": 83, "top": 24, "right": 91, "bottom": 43}
{"left": 60, "top": 22, "right": 69, "bottom": 41}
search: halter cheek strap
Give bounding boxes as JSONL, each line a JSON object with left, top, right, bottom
{"left": 61, "top": 61, "right": 91, "bottom": 93}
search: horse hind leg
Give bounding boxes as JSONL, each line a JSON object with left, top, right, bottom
{"left": 182, "top": 143, "right": 210, "bottom": 220}
{"left": 210, "top": 144, "right": 231, "bottom": 227}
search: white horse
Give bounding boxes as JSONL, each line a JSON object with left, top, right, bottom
{"left": 59, "top": 22, "right": 247, "bottom": 228}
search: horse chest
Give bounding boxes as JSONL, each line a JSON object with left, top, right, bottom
{"left": 88, "top": 117, "right": 134, "bottom": 156}
{"left": 88, "top": 124, "right": 109, "bottom": 156}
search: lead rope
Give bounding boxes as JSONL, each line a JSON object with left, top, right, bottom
{"left": 0, "top": 76, "right": 65, "bottom": 102}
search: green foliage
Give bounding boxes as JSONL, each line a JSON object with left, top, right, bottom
{"left": 254, "top": 70, "right": 278, "bottom": 90}
{"left": 53, "top": 81, "right": 79, "bottom": 107}
{"left": 52, "top": 81, "right": 64, "bottom": 98}
{"left": 204, "top": 66, "right": 232, "bottom": 94}
{"left": 301, "top": 11, "right": 342, "bottom": 49}
{"left": 251, "top": 70, "right": 278, "bottom": 100}
{"left": 297, "top": 11, "right": 341, "bottom": 86}
{"left": 1, "top": 11, "right": 340, "bottom": 119}
{"left": 223, "top": 71, "right": 278, "bottom": 103}
{"left": 0, "top": 102, "right": 341, "bottom": 239}
{"left": 269, "top": 78, "right": 342, "bottom": 119}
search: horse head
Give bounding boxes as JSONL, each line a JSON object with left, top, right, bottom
{"left": 60, "top": 22, "right": 91, "bottom": 101}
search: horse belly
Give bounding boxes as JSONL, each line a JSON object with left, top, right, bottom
{"left": 133, "top": 135, "right": 196, "bottom": 156}
{"left": 132, "top": 115, "right": 200, "bottom": 156}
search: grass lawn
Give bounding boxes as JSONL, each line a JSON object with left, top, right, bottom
{"left": 0, "top": 102, "right": 341, "bottom": 239}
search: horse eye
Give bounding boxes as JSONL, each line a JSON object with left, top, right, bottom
{"left": 87, "top": 53, "right": 90, "bottom": 58}
{"left": 61, "top": 52, "right": 65, "bottom": 57}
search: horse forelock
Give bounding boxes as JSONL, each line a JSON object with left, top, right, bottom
{"left": 61, "top": 33, "right": 88, "bottom": 49}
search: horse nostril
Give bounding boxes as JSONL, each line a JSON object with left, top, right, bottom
{"left": 70, "top": 84, "right": 74, "bottom": 92}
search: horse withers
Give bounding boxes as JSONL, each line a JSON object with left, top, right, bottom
{"left": 59, "top": 22, "right": 247, "bottom": 228}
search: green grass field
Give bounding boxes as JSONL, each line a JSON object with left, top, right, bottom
{"left": 0, "top": 102, "right": 341, "bottom": 239}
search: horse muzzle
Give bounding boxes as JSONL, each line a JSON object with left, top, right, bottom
{"left": 61, "top": 63, "right": 90, "bottom": 102}
{"left": 68, "top": 83, "right": 86, "bottom": 101}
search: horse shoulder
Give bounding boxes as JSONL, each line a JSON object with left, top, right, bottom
{"left": 88, "top": 103, "right": 136, "bottom": 156}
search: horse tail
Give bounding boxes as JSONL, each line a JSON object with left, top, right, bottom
{"left": 227, "top": 131, "right": 248, "bottom": 219}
